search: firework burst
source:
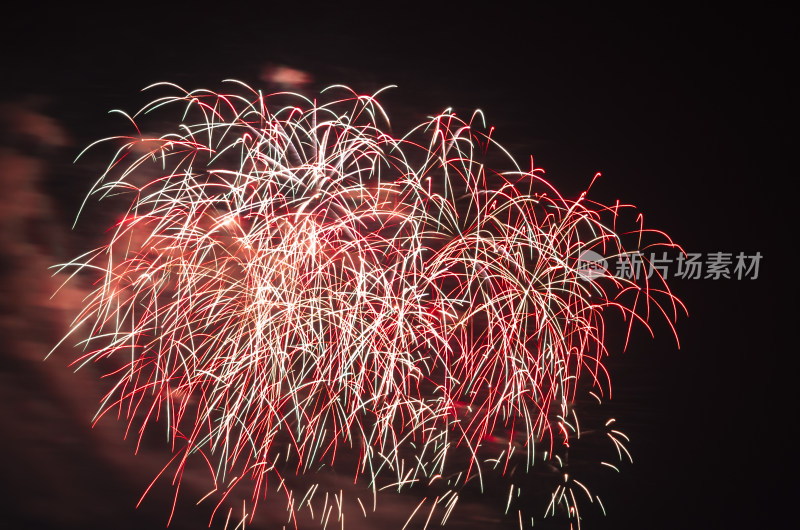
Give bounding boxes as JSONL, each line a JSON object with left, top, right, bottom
{"left": 54, "top": 81, "right": 681, "bottom": 528}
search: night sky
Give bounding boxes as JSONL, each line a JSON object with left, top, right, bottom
{"left": 1, "top": 5, "right": 794, "bottom": 529}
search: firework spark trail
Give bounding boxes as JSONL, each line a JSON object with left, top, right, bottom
{"left": 54, "top": 81, "right": 681, "bottom": 527}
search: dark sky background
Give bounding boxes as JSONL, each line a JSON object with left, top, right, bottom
{"left": 1, "top": 5, "right": 794, "bottom": 530}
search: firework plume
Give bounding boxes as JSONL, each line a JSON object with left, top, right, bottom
{"left": 54, "top": 81, "right": 681, "bottom": 528}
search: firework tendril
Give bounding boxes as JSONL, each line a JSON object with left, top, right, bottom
{"left": 55, "top": 82, "right": 681, "bottom": 528}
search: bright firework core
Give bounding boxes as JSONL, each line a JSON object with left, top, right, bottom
{"left": 55, "top": 82, "right": 681, "bottom": 528}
